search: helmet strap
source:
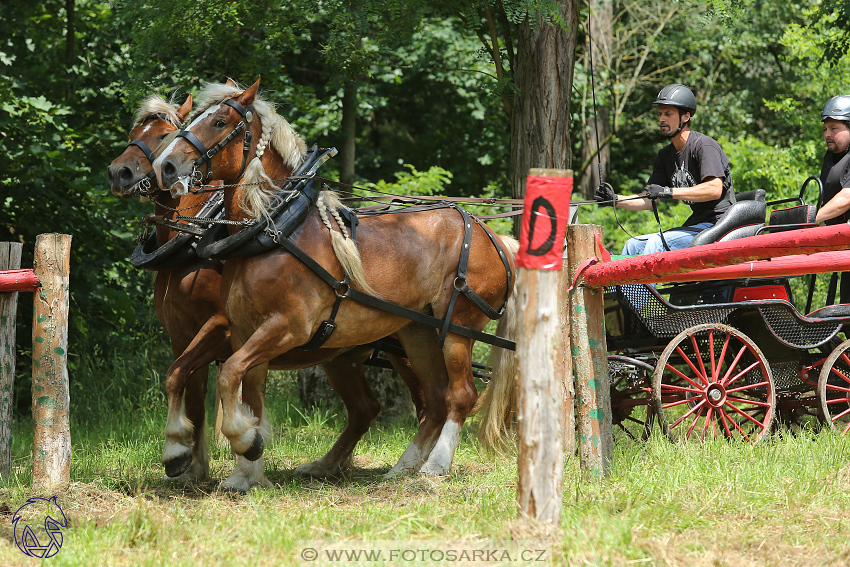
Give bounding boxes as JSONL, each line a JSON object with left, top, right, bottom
{"left": 664, "top": 112, "right": 690, "bottom": 139}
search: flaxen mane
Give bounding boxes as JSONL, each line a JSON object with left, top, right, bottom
{"left": 131, "top": 94, "right": 185, "bottom": 134}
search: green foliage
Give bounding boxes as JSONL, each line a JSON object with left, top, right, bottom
{"left": 360, "top": 163, "right": 453, "bottom": 197}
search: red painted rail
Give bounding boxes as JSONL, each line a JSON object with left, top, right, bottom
{"left": 0, "top": 269, "right": 40, "bottom": 292}
{"left": 582, "top": 224, "right": 850, "bottom": 287}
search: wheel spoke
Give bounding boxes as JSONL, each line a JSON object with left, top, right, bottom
{"left": 690, "top": 333, "right": 709, "bottom": 385}
{"left": 726, "top": 380, "right": 770, "bottom": 394}
{"left": 670, "top": 399, "right": 706, "bottom": 429}
{"left": 726, "top": 395, "right": 771, "bottom": 408}
{"left": 676, "top": 345, "right": 708, "bottom": 386}
{"left": 665, "top": 361, "right": 705, "bottom": 392}
{"left": 718, "top": 406, "right": 734, "bottom": 437}
{"left": 723, "top": 361, "right": 761, "bottom": 389}
{"left": 659, "top": 382, "right": 703, "bottom": 395}
{"left": 714, "top": 331, "right": 732, "bottom": 383}
{"left": 725, "top": 407, "right": 754, "bottom": 443}
{"left": 829, "top": 405, "right": 850, "bottom": 421}
{"left": 719, "top": 343, "right": 749, "bottom": 386}
{"left": 828, "top": 366, "right": 850, "bottom": 387}
{"left": 826, "top": 396, "right": 850, "bottom": 404}
{"left": 724, "top": 400, "right": 766, "bottom": 429}
{"left": 701, "top": 407, "right": 713, "bottom": 439}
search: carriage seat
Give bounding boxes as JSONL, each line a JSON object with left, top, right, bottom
{"left": 806, "top": 304, "right": 850, "bottom": 319}
{"left": 763, "top": 202, "right": 818, "bottom": 233}
{"left": 688, "top": 189, "right": 766, "bottom": 247}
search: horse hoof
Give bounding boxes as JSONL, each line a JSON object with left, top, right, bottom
{"left": 164, "top": 452, "right": 193, "bottom": 478}
{"left": 241, "top": 431, "right": 264, "bottom": 462}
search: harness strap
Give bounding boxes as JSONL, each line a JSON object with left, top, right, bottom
{"left": 128, "top": 140, "right": 157, "bottom": 163}
{"left": 273, "top": 233, "right": 515, "bottom": 351}
{"left": 176, "top": 129, "right": 214, "bottom": 183}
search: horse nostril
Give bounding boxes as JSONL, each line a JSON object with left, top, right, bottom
{"left": 162, "top": 160, "right": 177, "bottom": 177}
{"left": 106, "top": 167, "right": 115, "bottom": 185}
{"left": 118, "top": 166, "right": 134, "bottom": 185}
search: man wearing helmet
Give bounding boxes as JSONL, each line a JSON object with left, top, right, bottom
{"left": 816, "top": 95, "right": 850, "bottom": 225}
{"left": 815, "top": 95, "right": 850, "bottom": 303}
{"left": 594, "top": 83, "right": 735, "bottom": 255}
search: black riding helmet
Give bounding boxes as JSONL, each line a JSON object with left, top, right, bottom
{"left": 653, "top": 84, "right": 696, "bottom": 137}
{"left": 821, "top": 95, "right": 850, "bottom": 122}
{"left": 653, "top": 84, "right": 697, "bottom": 115}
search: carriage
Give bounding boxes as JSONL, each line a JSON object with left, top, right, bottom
{"left": 602, "top": 178, "right": 850, "bottom": 443}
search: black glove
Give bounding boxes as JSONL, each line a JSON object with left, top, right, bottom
{"left": 594, "top": 184, "right": 617, "bottom": 207}
{"left": 645, "top": 184, "right": 673, "bottom": 199}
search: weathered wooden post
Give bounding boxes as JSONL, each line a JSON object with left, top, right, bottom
{"left": 567, "top": 224, "right": 613, "bottom": 477}
{"left": 0, "top": 242, "right": 23, "bottom": 478}
{"left": 515, "top": 168, "right": 572, "bottom": 524}
{"left": 558, "top": 246, "right": 576, "bottom": 455}
{"left": 31, "top": 234, "right": 72, "bottom": 491}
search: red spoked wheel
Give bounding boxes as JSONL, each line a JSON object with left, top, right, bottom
{"left": 608, "top": 355, "right": 655, "bottom": 442}
{"left": 818, "top": 339, "right": 850, "bottom": 434}
{"left": 652, "top": 323, "right": 775, "bottom": 443}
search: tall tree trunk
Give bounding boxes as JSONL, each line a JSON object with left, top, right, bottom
{"left": 340, "top": 80, "right": 357, "bottom": 186}
{"left": 581, "top": 0, "right": 613, "bottom": 199}
{"left": 65, "top": 0, "right": 75, "bottom": 105}
{"left": 510, "top": 1, "right": 580, "bottom": 232}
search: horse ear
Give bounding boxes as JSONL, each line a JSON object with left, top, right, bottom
{"left": 225, "top": 77, "right": 238, "bottom": 87}
{"left": 239, "top": 75, "right": 261, "bottom": 106}
{"left": 177, "top": 93, "right": 193, "bottom": 121}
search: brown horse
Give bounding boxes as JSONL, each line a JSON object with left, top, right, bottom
{"left": 153, "top": 77, "right": 518, "bottom": 476}
{"left": 108, "top": 92, "right": 424, "bottom": 491}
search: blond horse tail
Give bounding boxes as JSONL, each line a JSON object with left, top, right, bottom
{"left": 473, "top": 235, "right": 520, "bottom": 451}
{"left": 317, "top": 192, "right": 381, "bottom": 299}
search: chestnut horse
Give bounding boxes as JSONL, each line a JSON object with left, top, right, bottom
{"left": 153, "top": 77, "right": 518, "bottom": 476}
{"left": 108, "top": 92, "right": 424, "bottom": 491}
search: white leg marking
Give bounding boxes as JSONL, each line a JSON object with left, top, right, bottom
{"left": 220, "top": 455, "right": 272, "bottom": 492}
{"left": 384, "top": 441, "right": 427, "bottom": 479}
{"left": 162, "top": 395, "right": 193, "bottom": 466}
{"left": 418, "top": 420, "right": 461, "bottom": 476}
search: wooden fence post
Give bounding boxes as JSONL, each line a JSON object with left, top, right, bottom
{"left": 32, "top": 234, "right": 72, "bottom": 491}
{"left": 558, "top": 248, "right": 576, "bottom": 455}
{"left": 515, "top": 168, "right": 572, "bottom": 524}
{"left": 567, "top": 224, "right": 613, "bottom": 477}
{"left": 0, "top": 242, "right": 23, "bottom": 478}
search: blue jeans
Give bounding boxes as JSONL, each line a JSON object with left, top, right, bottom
{"left": 621, "top": 222, "right": 714, "bottom": 256}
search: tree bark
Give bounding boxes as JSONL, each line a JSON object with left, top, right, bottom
{"left": 0, "top": 243, "right": 22, "bottom": 479}
{"left": 510, "top": 1, "right": 580, "bottom": 233}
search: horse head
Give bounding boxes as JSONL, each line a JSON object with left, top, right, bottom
{"left": 153, "top": 77, "right": 266, "bottom": 198}
{"left": 153, "top": 76, "right": 307, "bottom": 224}
{"left": 107, "top": 93, "right": 192, "bottom": 198}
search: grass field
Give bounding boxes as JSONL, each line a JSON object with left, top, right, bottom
{"left": 1, "top": 381, "right": 849, "bottom": 567}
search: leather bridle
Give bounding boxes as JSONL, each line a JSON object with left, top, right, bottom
{"left": 175, "top": 99, "right": 255, "bottom": 186}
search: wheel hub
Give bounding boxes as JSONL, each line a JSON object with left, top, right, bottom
{"left": 705, "top": 383, "right": 726, "bottom": 408}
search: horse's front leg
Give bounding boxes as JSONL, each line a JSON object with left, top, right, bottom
{"left": 162, "top": 314, "right": 231, "bottom": 479}
{"left": 220, "top": 363, "right": 273, "bottom": 492}
{"left": 217, "top": 322, "right": 293, "bottom": 464}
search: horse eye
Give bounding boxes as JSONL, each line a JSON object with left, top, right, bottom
{"left": 214, "top": 119, "right": 227, "bottom": 128}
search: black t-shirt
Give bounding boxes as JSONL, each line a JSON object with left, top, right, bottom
{"left": 647, "top": 131, "right": 735, "bottom": 226}
{"left": 820, "top": 149, "right": 850, "bottom": 225}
